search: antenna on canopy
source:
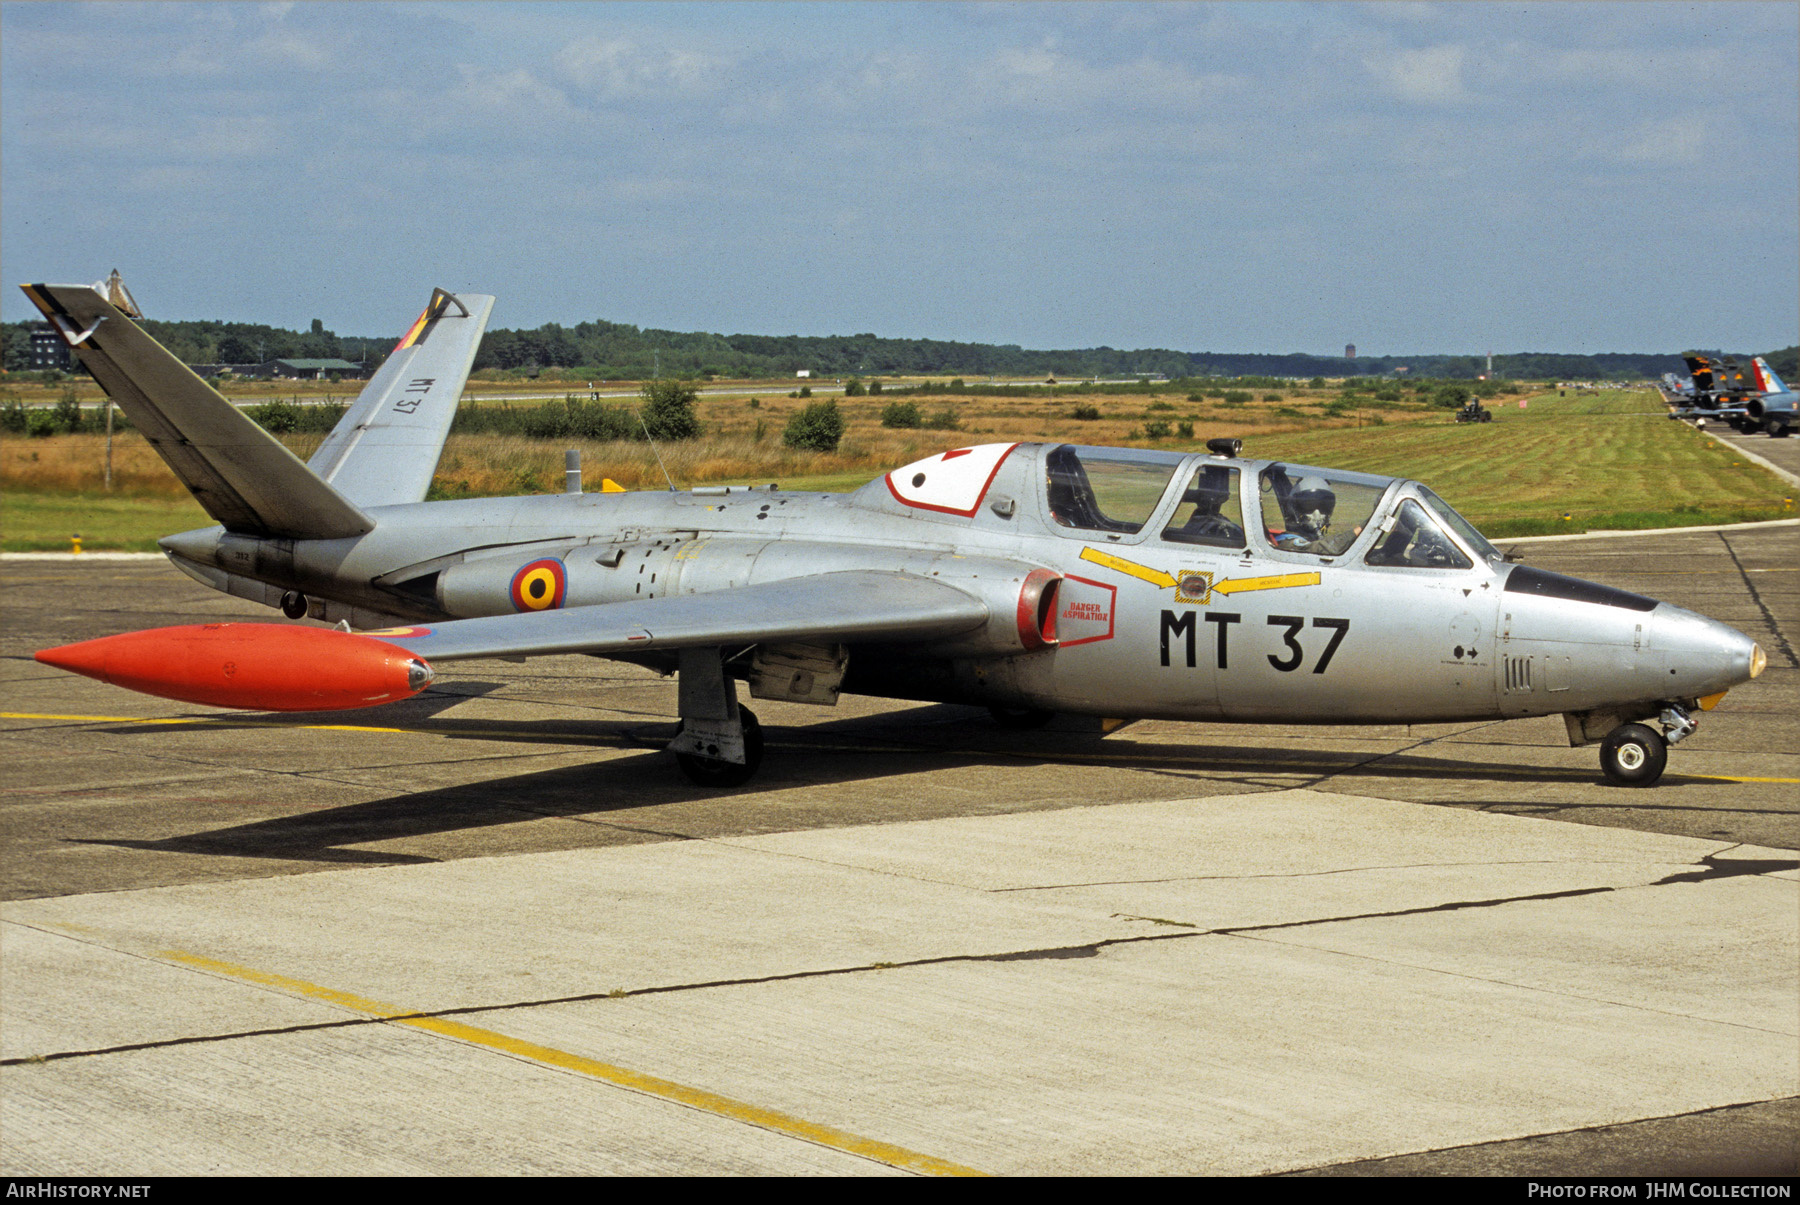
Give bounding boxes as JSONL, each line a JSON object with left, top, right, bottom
{"left": 638, "top": 416, "right": 677, "bottom": 491}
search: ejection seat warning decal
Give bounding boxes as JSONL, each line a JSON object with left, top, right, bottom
{"left": 1056, "top": 575, "right": 1116, "bottom": 646}
{"left": 1081, "top": 548, "right": 1322, "bottom": 602}
{"left": 885, "top": 443, "right": 1018, "bottom": 517}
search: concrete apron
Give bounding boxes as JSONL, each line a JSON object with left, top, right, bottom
{"left": 4, "top": 788, "right": 1795, "bottom": 1176}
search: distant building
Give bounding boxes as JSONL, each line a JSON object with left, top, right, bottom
{"left": 796, "top": 369, "right": 812, "bottom": 379}
{"left": 28, "top": 325, "right": 71, "bottom": 371}
{"left": 254, "top": 358, "right": 364, "bottom": 381}
{"left": 1345, "top": 343, "right": 1356, "bottom": 360}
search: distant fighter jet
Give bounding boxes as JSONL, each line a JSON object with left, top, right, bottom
{"left": 23, "top": 281, "right": 1767, "bottom": 788}
{"left": 1661, "top": 354, "right": 1742, "bottom": 422}
{"left": 1664, "top": 354, "right": 1795, "bottom": 436}
{"left": 1738, "top": 357, "right": 1795, "bottom": 437}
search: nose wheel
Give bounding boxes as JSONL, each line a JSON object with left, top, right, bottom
{"left": 1599, "top": 722, "right": 1668, "bottom": 787}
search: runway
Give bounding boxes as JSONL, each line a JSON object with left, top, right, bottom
{"left": 3, "top": 528, "right": 1795, "bottom": 1176}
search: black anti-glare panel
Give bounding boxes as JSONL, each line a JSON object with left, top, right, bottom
{"left": 1503, "top": 565, "right": 1658, "bottom": 612}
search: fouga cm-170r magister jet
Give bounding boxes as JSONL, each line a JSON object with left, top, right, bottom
{"left": 24, "top": 281, "right": 1768, "bottom": 788}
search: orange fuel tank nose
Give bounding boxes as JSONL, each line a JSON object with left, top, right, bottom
{"left": 35, "top": 623, "right": 434, "bottom": 711}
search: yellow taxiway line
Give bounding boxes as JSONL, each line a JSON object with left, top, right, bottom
{"left": 2, "top": 711, "right": 410, "bottom": 733}
{"left": 161, "top": 947, "right": 985, "bottom": 1176}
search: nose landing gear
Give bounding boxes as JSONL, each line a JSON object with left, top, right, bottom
{"left": 1600, "top": 723, "right": 1666, "bottom": 786}
{"left": 1597, "top": 704, "right": 1696, "bottom": 787}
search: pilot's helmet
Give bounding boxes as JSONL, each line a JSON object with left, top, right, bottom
{"left": 1290, "top": 485, "right": 1336, "bottom": 534}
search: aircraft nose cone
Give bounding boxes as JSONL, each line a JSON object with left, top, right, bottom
{"left": 1656, "top": 607, "right": 1764, "bottom": 696}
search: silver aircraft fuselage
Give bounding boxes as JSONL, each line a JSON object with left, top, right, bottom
{"left": 22, "top": 278, "right": 1763, "bottom": 788}
{"left": 157, "top": 440, "right": 1761, "bottom": 731}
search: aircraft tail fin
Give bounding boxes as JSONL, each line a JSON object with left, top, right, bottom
{"left": 309, "top": 289, "right": 495, "bottom": 507}
{"left": 1750, "top": 357, "right": 1791, "bottom": 397}
{"left": 1683, "top": 355, "right": 1716, "bottom": 392}
{"left": 20, "top": 283, "right": 375, "bottom": 540}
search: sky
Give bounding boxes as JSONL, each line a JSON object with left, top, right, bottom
{"left": 3, "top": 1, "right": 1796, "bottom": 356}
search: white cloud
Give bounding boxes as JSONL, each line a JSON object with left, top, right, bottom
{"left": 1617, "top": 113, "right": 1710, "bottom": 165}
{"left": 1365, "top": 43, "right": 1472, "bottom": 104}
{"left": 452, "top": 66, "right": 579, "bottom": 119}
{"left": 553, "top": 36, "right": 725, "bottom": 100}
{"left": 983, "top": 41, "right": 1240, "bottom": 114}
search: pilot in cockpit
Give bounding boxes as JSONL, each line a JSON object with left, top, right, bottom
{"left": 1271, "top": 483, "right": 1336, "bottom": 551}
{"left": 1290, "top": 485, "right": 1335, "bottom": 539}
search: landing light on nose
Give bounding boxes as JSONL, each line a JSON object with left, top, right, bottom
{"left": 1750, "top": 643, "right": 1766, "bottom": 679}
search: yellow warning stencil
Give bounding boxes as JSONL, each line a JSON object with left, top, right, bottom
{"left": 1080, "top": 548, "right": 1320, "bottom": 600}
{"left": 1079, "top": 547, "right": 1177, "bottom": 588}
{"left": 1212, "top": 571, "right": 1322, "bottom": 596}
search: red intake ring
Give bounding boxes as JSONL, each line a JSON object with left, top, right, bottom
{"left": 1017, "top": 568, "right": 1062, "bottom": 652}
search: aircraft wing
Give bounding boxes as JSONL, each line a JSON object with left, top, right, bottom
{"left": 369, "top": 571, "right": 990, "bottom": 661}
{"left": 309, "top": 289, "right": 496, "bottom": 507}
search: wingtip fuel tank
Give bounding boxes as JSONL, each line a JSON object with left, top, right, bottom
{"left": 36, "top": 624, "right": 434, "bottom": 712}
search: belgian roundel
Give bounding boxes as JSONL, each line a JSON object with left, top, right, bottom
{"left": 510, "top": 558, "right": 567, "bottom": 612}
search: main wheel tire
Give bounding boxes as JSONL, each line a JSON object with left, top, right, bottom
{"left": 1599, "top": 722, "right": 1667, "bottom": 787}
{"left": 674, "top": 705, "right": 763, "bottom": 788}
{"left": 1766, "top": 418, "right": 1791, "bottom": 438}
{"left": 989, "top": 706, "right": 1055, "bottom": 730}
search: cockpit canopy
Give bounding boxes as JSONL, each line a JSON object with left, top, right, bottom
{"left": 1039, "top": 444, "right": 1500, "bottom": 569}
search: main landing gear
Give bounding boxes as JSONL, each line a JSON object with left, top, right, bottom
{"left": 668, "top": 646, "right": 764, "bottom": 788}
{"left": 989, "top": 705, "right": 1056, "bottom": 730}
{"left": 1597, "top": 704, "right": 1697, "bottom": 787}
{"left": 674, "top": 705, "right": 762, "bottom": 788}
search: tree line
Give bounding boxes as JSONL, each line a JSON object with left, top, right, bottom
{"left": 4, "top": 313, "right": 1793, "bottom": 384}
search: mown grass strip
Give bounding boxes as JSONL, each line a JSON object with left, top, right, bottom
{"left": 6, "top": 388, "right": 1790, "bottom": 549}
{"left": 1248, "top": 390, "right": 1793, "bottom": 535}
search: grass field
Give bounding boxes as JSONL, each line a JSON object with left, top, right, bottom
{"left": 3, "top": 385, "right": 1791, "bottom": 550}
{"left": 1248, "top": 390, "right": 1794, "bottom": 536}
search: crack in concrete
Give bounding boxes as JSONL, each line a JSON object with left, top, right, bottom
{"left": 0, "top": 925, "right": 1193, "bottom": 1069}
{"left": 0, "top": 1015, "right": 385, "bottom": 1068}
{"left": 14, "top": 836, "right": 1789, "bottom": 1069}
{"left": 1218, "top": 885, "right": 1618, "bottom": 933}
{"left": 992, "top": 857, "right": 1670, "bottom": 893}
{"left": 1718, "top": 530, "right": 1799, "bottom": 668}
